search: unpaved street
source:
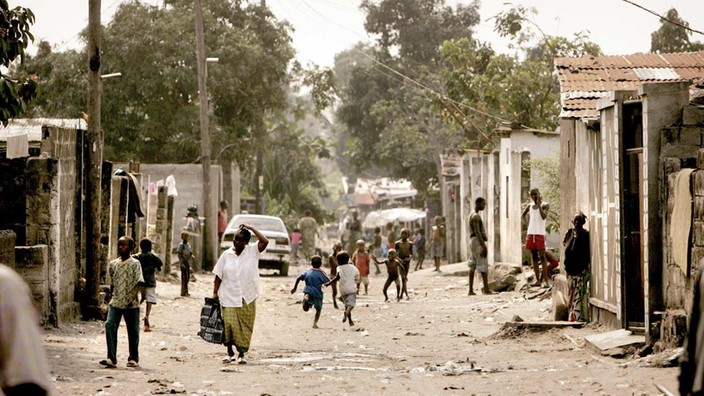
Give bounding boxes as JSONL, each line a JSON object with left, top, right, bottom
{"left": 46, "top": 263, "right": 678, "bottom": 396}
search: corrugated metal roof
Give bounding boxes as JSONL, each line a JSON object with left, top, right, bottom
{"left": 556, "top": 51, "right": 704, "bottom": 118}
{"left": 0, "top": 118, "right": 85, "bottom": 142}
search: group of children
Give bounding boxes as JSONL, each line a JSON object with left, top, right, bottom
{"left": 292, "top": 233, "right": 416, "bottom": 329}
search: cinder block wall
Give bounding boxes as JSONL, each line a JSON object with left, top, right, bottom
{"left": 0, "top": 230, "right": 15, "bottom": 266}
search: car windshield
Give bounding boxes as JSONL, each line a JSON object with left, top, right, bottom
{"left": 230, "top": 217, "right": 286, "bottom": 233}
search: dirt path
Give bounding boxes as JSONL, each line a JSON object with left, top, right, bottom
{"left": 45, "top": 263, "right": 678, "bottom": 395}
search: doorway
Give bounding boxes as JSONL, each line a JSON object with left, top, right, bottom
{"left": 622, "top": 102, "right": 645, "bottom": 332}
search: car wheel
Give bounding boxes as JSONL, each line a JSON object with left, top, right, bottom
{"left": 280, "top": 261, "right": 289, "bottom": 277}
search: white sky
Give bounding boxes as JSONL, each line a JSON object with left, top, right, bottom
{"left": 11, "top": 0, "right": 704, "bottom": 67}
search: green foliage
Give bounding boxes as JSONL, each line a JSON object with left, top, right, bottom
{"left": 442, "top": 6, "right": 602, "bottom": 132}
{"left": 0, "top": 1, "right": 37, "bottom": 125}
{"left": 260, "top": 109, "right": 330, "bottom": 227}
{"left": 650, "top": 8, "right": 704, "bottom": 54}
{"left": 523, "top": 156, "right": 560, "bottom": 233}
{"left": 335, "top": 0, "right": 480, "bottom": 194}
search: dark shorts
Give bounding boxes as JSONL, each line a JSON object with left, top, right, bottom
{"left": 305, "top": 294, "right": 323, "bottom": 310}
{"left": 525, "top": 234, "right": 546, "bottom": 251}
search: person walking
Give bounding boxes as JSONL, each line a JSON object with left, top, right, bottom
{"left": 298, "top": 210, "right": 319, "bottom": 262}
{"left": 212, "top": 224, "right": 269, "bottom": 364}
{"left": 346, "top": 210, "right": 362, "bottom": 255}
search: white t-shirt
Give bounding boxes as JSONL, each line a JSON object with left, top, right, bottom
{"left": 212, "top": 244, "right": 266, "bottom": 308}
{"left": 337, "top": 264, "right": 360, "bottom": 295}
{"left": 527, "top": 203, "right": 548, "bottom": 236}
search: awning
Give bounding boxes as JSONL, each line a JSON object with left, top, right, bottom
{"left": 362, "top": 208, "right": 426, "bottom": 228}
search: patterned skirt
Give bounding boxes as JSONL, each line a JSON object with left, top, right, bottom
{"left": 568, "top": 270, "right": 590, "bottom": 323}
{"left": 222, "top": 299, "right": 257, "bottom": 353}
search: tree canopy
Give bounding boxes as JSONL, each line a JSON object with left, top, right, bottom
{"left": 333, "top": 2, "right": 600, "bottom": 196}
{"left": 0, "top": 1, "right": 37, "bottom": 125}
{"left": 650, "top": 8, "right": 704, "bottom": 54}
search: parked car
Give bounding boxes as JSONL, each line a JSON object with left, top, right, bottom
{"left": 220, "top": 214, "right": 291, "bottom": 276}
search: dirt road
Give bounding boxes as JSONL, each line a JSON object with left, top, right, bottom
{"left": 45, "top": 262, "right": 678, "bottom": 395}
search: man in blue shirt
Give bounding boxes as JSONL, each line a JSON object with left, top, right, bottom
{"left": 291, "top": 256, "right": 330, "bottom": 329}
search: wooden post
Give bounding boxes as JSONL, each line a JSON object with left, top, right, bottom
{"left": 194, "top": 0, "right": 214, "bottom": 269}
{"left": 255, "top": 150, "right": 263, "bottom": 214}
{"left": 83, "top": 0, "right": 102, "bottom": 319}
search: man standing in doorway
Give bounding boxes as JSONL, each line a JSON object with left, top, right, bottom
{"left": 468, "top": 197, "right": 492, "bottom": 295}
{"left": 298, "top": 210, "right": 319, "bottom": 262}
{"left": 523, "top": 188, "right": 550, "bottom": 288}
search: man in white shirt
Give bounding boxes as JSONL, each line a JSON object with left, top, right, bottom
{"left": 522, "top": 188, "right": 550, "bottom": 288}
{"left": 212, "top": 224, "right": 268, "bottom": 364}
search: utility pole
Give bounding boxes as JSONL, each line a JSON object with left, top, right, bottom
{"left": 194, "top": 0, "right": 214, "bottom": 269}
{"left": 254, "top": 0, "right": 266, "bottom": 215}
{"left": 84, "top": 0, "right": 102, "bottom": 319}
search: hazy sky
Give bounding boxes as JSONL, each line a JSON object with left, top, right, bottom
{"left": 12, "top": 0, "right": 704, "bottom": 67}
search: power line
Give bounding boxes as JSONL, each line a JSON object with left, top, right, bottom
{"left": 55, "top": 0, "right": 128, "bottom": 51}
{"left": 621, "top": 0, "right": 704, "bottom": 36}
{"left": 297, "top": 0, "right": 511, "bottom": 123}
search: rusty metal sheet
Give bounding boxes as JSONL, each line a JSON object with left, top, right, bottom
{"left": 661, "top": 52, "right": 704, "bottom": 67}
{"left": 676, "top": 67, "right": 704, "bottom": 79}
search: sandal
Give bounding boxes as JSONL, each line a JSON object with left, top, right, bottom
{"left": 222, "top": 356, "right": 234, "bottom": 363}
{"left": 99, "top": 359, "right": 116, "bottom": 368}
{"left": 126, "top": 360, "right": 139, "bottom": 368}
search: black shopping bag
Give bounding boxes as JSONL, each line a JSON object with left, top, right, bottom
{"left": 198, "top": 297, "right": 225, "bottom": 344}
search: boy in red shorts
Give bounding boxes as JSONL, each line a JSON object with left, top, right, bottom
{"left": 522, "top": 188, "right": 550, "bottom": 288}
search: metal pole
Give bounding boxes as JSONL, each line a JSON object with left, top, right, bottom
{"left": 84, "top": 0, "right": 102, "bottom": 318}
{"left": 194, "top": 0, "right": 214, "bottom": 269}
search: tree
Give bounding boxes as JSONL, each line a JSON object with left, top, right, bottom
{"left": 651, "top": 8, "right": 704, "bottom": 53}
{"left": 0, "top": 1, "right": 37, "bottom": 124}
{"left": 442, "top": 6, "right": 601, "bottom": 132}
{"left": 335, "top": 0, "right": 480, "bottom": 195}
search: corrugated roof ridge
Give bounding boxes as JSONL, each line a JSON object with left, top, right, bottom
{"left": 556, "top": 50, "right": 704, "bottom": 69}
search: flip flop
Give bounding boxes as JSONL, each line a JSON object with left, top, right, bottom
{"left": 222, "top": 356, "right": 234, "bottom": 363}
{"left": 238, "top": 357, "right": 247, "bottom": 365}
{"left": 99, "top": 359, "right": 116, "bottom": 368}
{"left": 126, "top": 360, "right": 139, "bottom": 368}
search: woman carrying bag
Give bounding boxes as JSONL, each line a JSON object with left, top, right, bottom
{"left": 212, "top": 224, "right": 268, "bottom": 364}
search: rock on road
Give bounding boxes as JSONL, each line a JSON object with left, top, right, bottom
{"left": 45, "top": 263, "right": 678, "bottom": 395}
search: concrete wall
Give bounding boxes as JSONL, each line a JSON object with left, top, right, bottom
{"left": 14, "top": 245, "right": 50, "bottom": 325}
{"left": 137, "top": 164, "right": 222, "bottom": 263}
{"left": 499, "top": 139, "right": 525, "bottom": 265}
{"left": 510, "top": 131, "right": 561, "bottom": 249}
{"left": 640, "top": 81, "right": 691, "bottom": 337}
{"left": 0, "top": 230, "right": 15, "bottom": 267}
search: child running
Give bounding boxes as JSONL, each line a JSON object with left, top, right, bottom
{"left": 371, "top": 249, "right": 408, "bottom": 302}
{"left": 291, "top": 256, "right": 330, "bottom": 329}
{"left": 328, "top": 242, "right": 343, "bottom": 309}
{"left": 325, "top": 252, "right": 360, "bottom": 329}
{"left": 353, "top": 240, "right": 371, "bottom": 295}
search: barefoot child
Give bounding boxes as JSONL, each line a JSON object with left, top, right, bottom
{"left": 328, "top": 242, "right": 343, "bottom": 309}
{"left": 414, "top": 229, "right": 426, "bottom": 271}
{"left": 353, "top": 240, "right": 371, "bottom": 295}
{"left": 468, "top": 197, "right": 492, "bottom": 295}
{"left": 372, "top": 227, "right": 382, "bottom": 274}
{"left": 371, "top": 249, "right": 407, "bottom": 301}
{"left": 395, "top": 229, "right": 413, "bottom": 273}
{"left": 102, "top": 236, "right": 143, "bottom": 368}
{"left": 291, "top": 256, "right": 330, "bottom": 329}
{"left": 177, "top": 231, "right": 193, "bottom": 297}
{"left": 431, "top": 216, "right": 445, "bottom": 272}
{"left": 134, "top": 238, "right": 163, "bottom": 332}
{"left": 325, "top": 252, "right": 360, "bottom": 328}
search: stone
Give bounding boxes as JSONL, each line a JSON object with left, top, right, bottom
{"left": 695, "top": 196, "right": 704, "bottom": 220}
{"left": 552, "top": 274, "right": 569, "bottom": 321}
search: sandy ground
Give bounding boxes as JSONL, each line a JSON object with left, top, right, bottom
{"left": 44, "top": 262, "right": 680, "bottom": 396}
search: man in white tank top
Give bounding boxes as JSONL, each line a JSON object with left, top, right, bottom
{"left": 522, "top": 188, "right": 550, "bottom": 288}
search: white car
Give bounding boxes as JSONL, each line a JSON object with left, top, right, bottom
{"left": 220, "top": 214, "right": 292, "bottom": 276}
